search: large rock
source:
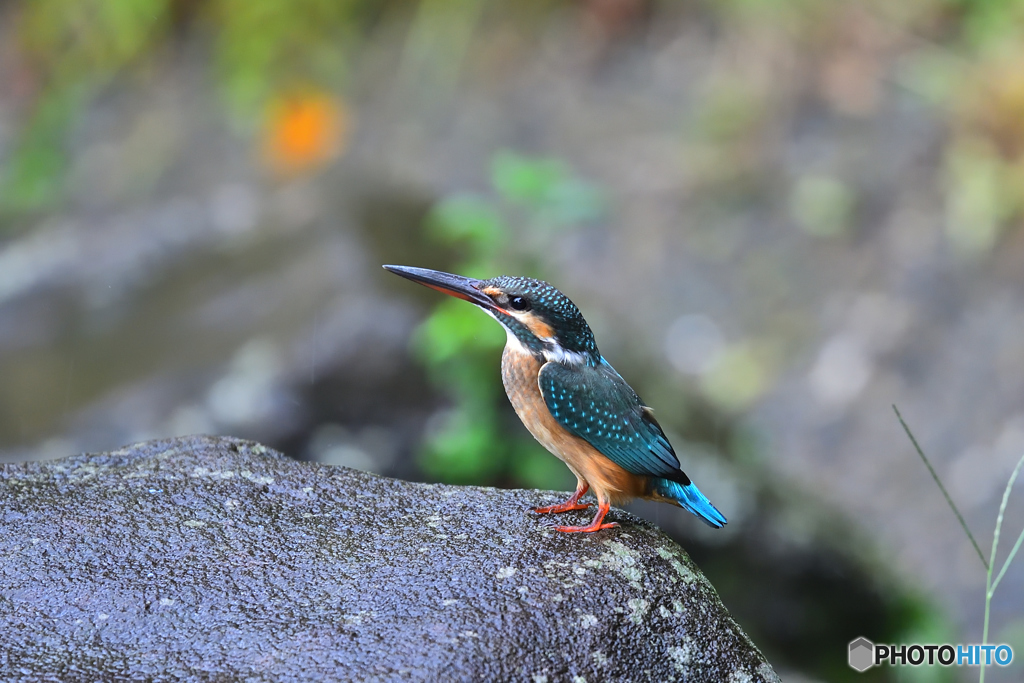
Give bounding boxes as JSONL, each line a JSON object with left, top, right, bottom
{"left": 0, "top": 436, "right": 778, "bottom": 682}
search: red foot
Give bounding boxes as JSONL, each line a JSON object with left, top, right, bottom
{"left": 534, "top": 484, "right": 590, "bottom": 515}
{"left": 554, "top": 502, "right": 618, "bottom": 533}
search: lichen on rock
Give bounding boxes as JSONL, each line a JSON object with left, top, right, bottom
{"left": 0, "top": 435, "right": 778, "bottom": 682}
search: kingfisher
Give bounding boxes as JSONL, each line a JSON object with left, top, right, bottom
{"left": 384, "top": 265, "right": 727, "bottom": 533}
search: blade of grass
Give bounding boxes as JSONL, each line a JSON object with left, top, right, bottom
{"left": 991, "top": 528, "right": 1024, "bottom": 594}
{"left": 981, "top": 451, "right": 1024, "bottom": 683}
{"left": 893, "top": 405, "right": 988, "bottom": 570}
{"left": 988, "top": 452, "right": 1024, "bottom": 595}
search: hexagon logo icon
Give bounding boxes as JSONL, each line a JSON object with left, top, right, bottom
{"left": 849, "top": 637, "right": 875, "bottom": 672}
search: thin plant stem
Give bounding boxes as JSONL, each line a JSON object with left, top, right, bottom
{"left": 991, "top": 523, "right": 1024, "bottom": 593}
{"left": 893, "top": 405, "right": 988, "bottom": 570}
{"left": 981, "top": 452, "right": 1024, "bottom": 683}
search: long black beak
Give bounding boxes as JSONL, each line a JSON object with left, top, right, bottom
{"left": 383, "top": 265, "right": 497, "bottom": 310}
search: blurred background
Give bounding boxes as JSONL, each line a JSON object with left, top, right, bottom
{"left": 2, "top": 0, "right": 1024, "bottom": 680}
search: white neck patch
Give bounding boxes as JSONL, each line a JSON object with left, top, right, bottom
{"left": 487, "top": 309, "right": 588, "bottom": 366}
{"left": 541, "top": 345, "right": 589, "bottom": 366}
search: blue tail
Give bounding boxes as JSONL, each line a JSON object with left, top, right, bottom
{"left": 654, "top": 478, "right": 727, "bottom": 528}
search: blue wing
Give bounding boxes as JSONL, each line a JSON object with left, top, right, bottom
{"left": 538, "top": 358, "right": 685, "bottom": 480}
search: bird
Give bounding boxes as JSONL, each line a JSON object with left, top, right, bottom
{"left": 384, "top": 265, "right": 727, "bottom": 533}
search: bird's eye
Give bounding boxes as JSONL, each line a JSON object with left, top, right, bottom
{"left": 509, "top": 296, "right": 530, "bottom": 311}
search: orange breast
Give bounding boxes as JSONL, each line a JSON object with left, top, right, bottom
{"left": 500, "top": 346, "right": 647, "bottom": 504}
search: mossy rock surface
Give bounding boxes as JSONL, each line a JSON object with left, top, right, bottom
{"left": 0, "top": 436, "right": 777, "bottom": 682}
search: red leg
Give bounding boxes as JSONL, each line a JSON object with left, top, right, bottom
{"left": 554, "top": 502, "right": 618, "bottom": 533}
{"left": 534, "top": 483, "right": 591, "bottom": 514}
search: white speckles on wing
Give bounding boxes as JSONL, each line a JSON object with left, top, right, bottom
{"left": 538, "top": 361, "right": 683, "bottom": 477}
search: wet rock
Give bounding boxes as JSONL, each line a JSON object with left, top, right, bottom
{"left": 0, "top": 435, "right": 777, "bottom": 682}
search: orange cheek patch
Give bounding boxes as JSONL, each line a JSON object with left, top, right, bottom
{"left": 482, "top": 286, "right": 503, "bottom": 297}
{"left": 523, "top": 315, "right": 554, "bottom": 339}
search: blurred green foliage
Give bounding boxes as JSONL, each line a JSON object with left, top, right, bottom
{"left": 790, "top": 175, "right": 855, "bottom": 238}
{"left": 4, "top": 0, "right": 381, "bottom": 213}
{"left": 7, "top": 0, "right": 1024, "bottom": 254}
{"left": 9, "top": 0, "right": 171, "bottom": 211}
{"left": 20, "top": 0, "right": 170, "bottom": 76}
{"left": 3, "top": 87, "right": 86, "bottom": 213}
{"left": 699, "top": 0, "right": 1024, "bottom": 255}
{"left": 213, "top": 0, "right": 357, "bottom": 113}
{"left": 412, "top": 151, "right": 603, "bottom": 487}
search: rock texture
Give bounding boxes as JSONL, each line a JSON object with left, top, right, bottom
{"left": 0, "top": 436, "right": 777, "bottom": 682}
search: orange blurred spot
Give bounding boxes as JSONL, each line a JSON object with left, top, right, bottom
{"left": 263, "top": 90, "right": 349, "bottom": 176}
